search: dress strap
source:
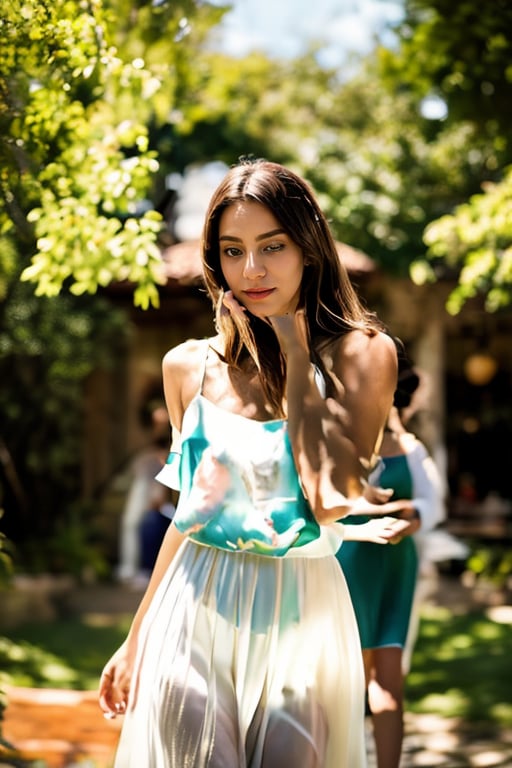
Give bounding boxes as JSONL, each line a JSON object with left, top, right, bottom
{"left": 314, "top": 365, "right": 327, "bottom": 398}
{"left": 198, "top": 338, "right": 210, "bottom": 396}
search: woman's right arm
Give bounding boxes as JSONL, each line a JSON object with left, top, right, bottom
{"left": 99, "top": 341, "right": 196, "bottom": 718}
{"left": 98, "top": 522, "right": 185, "bottom": 718}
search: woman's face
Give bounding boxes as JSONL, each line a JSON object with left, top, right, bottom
{"left": 218, "top": 201, "right": 304, "bottom": 318}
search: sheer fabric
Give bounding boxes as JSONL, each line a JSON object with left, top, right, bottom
{"left": 114, "top": 538, "right": 367, "bottom": 767}
{"left": 114, "top": 351, "right": 367, "bottom": 767}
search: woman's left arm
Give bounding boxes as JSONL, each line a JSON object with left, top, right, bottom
{"left": 270, "top": 312, "right": 398, "bottom": 525}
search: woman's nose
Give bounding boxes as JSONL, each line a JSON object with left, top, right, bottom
{"left": 243, "top": 251, "right": 265, "bottom": 279}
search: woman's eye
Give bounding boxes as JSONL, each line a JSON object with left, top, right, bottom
{"left": 222, "top": 241, "right": 285, "bottom": 257}
{"left": 223, "top": 246, "right": 242, "bottom": 258}
{"left": 264, "top": 242, "right": 285, "bottom": 253}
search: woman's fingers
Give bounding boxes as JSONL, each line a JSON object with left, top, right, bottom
{"left": 364, "top": 485, "right": 393, "bottom": 504}
{"left": 222, "top": 290, "right": 246, "bottom": 319}
{"left": 102, "top": 700, "right": 127, "bottom": 720}
{"left": 378, "top": 498, "right": 414, "bottom": 516}
{"left": 380, "top": 516, "right": 412, "bottom": 544}
{"left": 99, "top": 669, "right": 130, "bottom": 719}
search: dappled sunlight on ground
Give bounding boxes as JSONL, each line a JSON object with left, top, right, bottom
{"left": 485, "top": 604, "right": 512, "bottom": 624}
{"left": 2, "top": 573, "right": 511, "bottom": 767}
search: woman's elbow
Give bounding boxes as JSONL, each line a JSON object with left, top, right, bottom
{"left": 309, "top": 488, "right": 360, "bottom": 525}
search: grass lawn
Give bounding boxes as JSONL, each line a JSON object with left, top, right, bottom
{"left": 1, "top": 601, "right": 511, "bottom": 729}
{"left": 406, "top": 603, "right": 512, "bottom": 727}
{"left": 0, "top": 613, "right": 132, "bottom": 692}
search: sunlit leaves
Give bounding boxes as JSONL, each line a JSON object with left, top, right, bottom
{"left": 423, "top": 167, "right": 512, "bottom": 313}
{"left": 0, "top": 0, "right": 175, "bottom": 308}
{"left": 372, "top": 0, "right": 512, "bottom": 311}
{"left": 18, "top": 92, "right": 166, "bottom": 308}
{"left": 22, "top": 201, "right": 164, "bottom": 306}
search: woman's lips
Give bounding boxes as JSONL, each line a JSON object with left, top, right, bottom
{"left": 243, "top": 288, "right": 275, "bottom": 301}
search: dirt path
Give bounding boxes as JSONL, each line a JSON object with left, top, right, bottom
{"left": 3, "top": 686, "right": 512, "bottom": 768}
{"left": 1, "top": 686, "right": 121, "bottom": 768}
{"left": 2, "top": 573, "right": 511, "bottom": 767}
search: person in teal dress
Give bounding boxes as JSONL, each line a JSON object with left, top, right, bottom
{"left": 98, "top": 158, "right": 409, "bottom": 767}
{"left": 336, "top": 353, "right": 445, "bottom": 768}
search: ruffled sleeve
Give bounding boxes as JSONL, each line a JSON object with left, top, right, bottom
{"left": 155, "top": 430, "right": 182, "bottom": 491}
{"left": 155, "top": 452, "right": 181, "bottom": 491}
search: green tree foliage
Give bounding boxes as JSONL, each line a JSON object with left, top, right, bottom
{"left": 156, "top": 49, "right": 340, "bottom": 171}
{"left": 380, "top": 0, "right": 512, "bottom": 140}
{"left": 0, "top": 0, "right": 227, "bottom": 309}
{"left": 377, "top": 0, "right": 512, "bottom": 311}
{"left": 0, "top": 0, "right": 166, "bottom": 309}
{"left": 294, "top": 63, "right": 465, "bottom": 275}
{"left": 0, "top": 0, "right": 227, "bottom": 569}
{"left": 423, "top": 167, "right": 512, "bottom": 313}
{"left": 174, "top": 26, "right": 511, "bottom": 306}
{"left": 0, "top": 276, "right": 128, "bottom": 562}
{"left": 154, "top": 51, "right": 294, "bottom": 171}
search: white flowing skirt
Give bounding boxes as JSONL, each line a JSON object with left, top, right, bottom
{"left": 114, "top": 536, "right": 367, "bottom": 768}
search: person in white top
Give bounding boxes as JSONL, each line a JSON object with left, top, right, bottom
{"left": 337, "top": 352, "right": 446, "bottom": 768}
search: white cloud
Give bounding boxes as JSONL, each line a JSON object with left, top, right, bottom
{"left": 173, "top": 162, "right": 229, "bottom": 241}
{"left": 209, "top": 0, "right": 403, "bottom": 66}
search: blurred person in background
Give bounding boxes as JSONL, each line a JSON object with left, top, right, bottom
{"left": 337, "top": 348, "right": 446, "bottom": 768}
{"left": 116, "top": 402, "right": 173, "bottom": 588}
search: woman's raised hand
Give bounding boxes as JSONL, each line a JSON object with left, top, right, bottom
{"left": 222, "top": 290, "right": 247, "bottom": 320}
{"left": 268, "top": 309, "right": 309, "bottom": 355}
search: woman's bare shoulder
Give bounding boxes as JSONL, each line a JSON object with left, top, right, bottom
{"left": 162, "top": 337, "right": 211, "bottom": 374}
{"left": 162, "top": 337, "right": 217, "bottom": 421}
{"left": 345, "top": 328, "right": 395, "bottom": 355}
{"left": 330, "top": 329, "right": 397, "bottom": 379}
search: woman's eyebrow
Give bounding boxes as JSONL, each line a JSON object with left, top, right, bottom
{"left": 219, "top": 228, "right": 286, "bottom": 243}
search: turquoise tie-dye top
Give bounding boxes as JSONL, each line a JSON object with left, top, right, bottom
{"left": 156, "top": 394, "right": 321, "bottom": 557}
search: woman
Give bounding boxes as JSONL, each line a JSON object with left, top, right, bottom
{"left": 99, "top": 158, "right": 405, "bottom": 767}
{"left": 336, "top": 354, "right": 446, "bottom": 768}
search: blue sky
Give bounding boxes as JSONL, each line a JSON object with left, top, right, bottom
{"left": 173, "top": 1, "right": 407, "bottom": 239}
{"left": 209, "top": 0, "right": 403, "bottom": 67}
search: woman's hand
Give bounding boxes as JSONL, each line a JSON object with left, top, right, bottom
{"left": 345, "top": 490, "right": 421, "bottom": 543}
{"left": 268, "top": 309, "right": 309, "bottom": 355}
{"left": 362, "top": 483, "right": 394, "bottom": 505}
{"left": 348, "top": 491, "right": 418, "bottom": 522}
{"left": 222, "top": 290, "right": 247, "bottom": 321}
{"left": 343, "top": 516, "right": 413, "bottom": 544}
{"left": 98, "top": 640, "right": 135, "bottom": 719}
{"left": 222, "top": 290, "right": 309, "bottom": 360}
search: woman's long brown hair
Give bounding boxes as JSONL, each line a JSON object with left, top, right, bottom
{"left": 201, "top": 158, "right": 386, "bottom": 416}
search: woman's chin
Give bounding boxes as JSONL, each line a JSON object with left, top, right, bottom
{"left": 246, "top": 302, "right": 297, "bottom": 321}
{"left": 246, "top": 307, "right": 270, "bottom": 321}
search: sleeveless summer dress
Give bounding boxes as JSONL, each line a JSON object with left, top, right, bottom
{"left": 335, "top": 453, "right": 418, "bottom": 649}
{"left": 112, "top": 344, "right": 368, "bottom": 768}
